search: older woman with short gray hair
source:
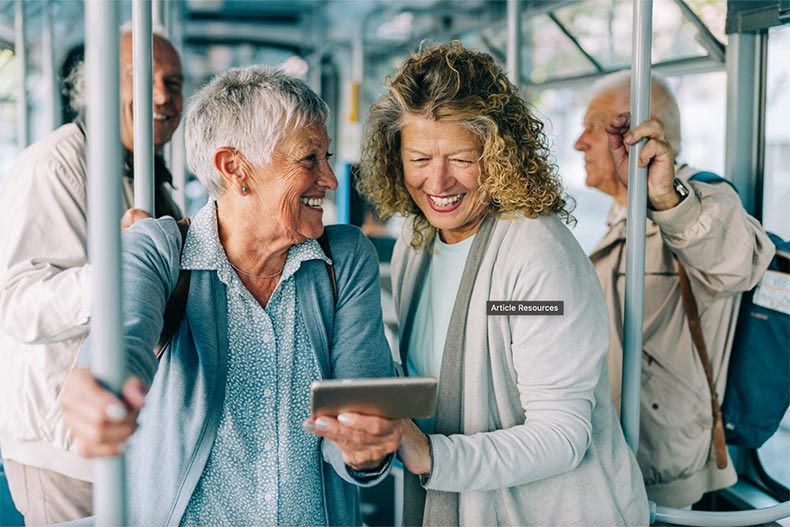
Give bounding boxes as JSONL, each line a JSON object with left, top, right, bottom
{"left": 62, "top": 65, "right": 402, "bottom": 526}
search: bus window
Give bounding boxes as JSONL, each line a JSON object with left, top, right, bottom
{"left": 531, "top": 88, "right": 610, "bottom": 254}
{"left": 762, "top": 24, "right": 790, "bottom": 240}
{"left": 756, "top": 22, "right": 790, "bottom": 494}
{"left": 0, "top": 48, "right": 16, "bottom": 178}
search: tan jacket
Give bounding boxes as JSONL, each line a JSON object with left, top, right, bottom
{"left": 590, "top": 165, "right": 775, "bottom": 507}
{"left": 0, "top": 123, "right": 180, "bottom": 481}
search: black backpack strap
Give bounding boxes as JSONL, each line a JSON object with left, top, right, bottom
{"left": 155, "top": 219, "right": 192, "bottom": 360}
{"left": 317, "top": 232, "right": 337, "bottom": 306}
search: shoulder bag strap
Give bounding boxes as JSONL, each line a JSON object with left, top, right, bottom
{"left": 316, "top": 232, "right": 337, "bottom": 306}
{"left": 676, "top": 260, "right": 728, "bottom": 469}
{"left": 155, "top": 218, "right": 192, "bottom": 360}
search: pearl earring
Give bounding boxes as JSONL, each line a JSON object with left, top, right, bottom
{"left": 241, "top": 186, "right": 248, "bottom": 193}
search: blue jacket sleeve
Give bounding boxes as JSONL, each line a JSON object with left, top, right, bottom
{"left": 320, "top": 226, "right": 396, "bottom": 485}
{"left": 79, "top": 218, "right": 182, "bottom": 387}
{"left": 328, "top": 227, "right": 395, "bottom": 379}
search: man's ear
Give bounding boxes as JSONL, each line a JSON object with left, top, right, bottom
{"left": 214, "top": 147, "right": 249, "bottom": 195}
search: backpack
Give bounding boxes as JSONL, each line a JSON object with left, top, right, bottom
{"left": 688, "top": 171, "right": 790, "bottom": 449}
{"left": 155, "top": 221, "right": 337, "bottom": 359}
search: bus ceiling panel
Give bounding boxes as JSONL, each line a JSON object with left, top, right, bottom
{"left": 185, "top": 0, "right": 317, "bottom": 23}
{"left": 726, "top": 0, "right": 790, "bottom": 33}
{"left": 182, "top": 20, "right": 307, "bottom": 51}
{"left": 355, "top": 1, "right": 492, "bottom": 49}
{"left": 184, "top": 44, "right": 305, "bottom": 84}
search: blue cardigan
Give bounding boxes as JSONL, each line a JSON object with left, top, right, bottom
{"left": 82, "top": 217, "right": 395, "bottom": 526}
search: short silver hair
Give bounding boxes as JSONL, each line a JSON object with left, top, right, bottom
{"left": 591, "top": 70, "right": 682, "bottom": 157}
{"left": 64, "top": 22, "right": 171, "bottom": 113}
{"left": 185, "top": 65, "right": 329, "bottom": 198}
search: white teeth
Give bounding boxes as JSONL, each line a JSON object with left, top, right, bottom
{"left": 153, "top": 113, "right": 168, "bottom": 121}
{"left": 300, "top": 197, "right": 324, "bottom": 208}
{"left": 428, "top": 194, "right": 464, "bottom": 207}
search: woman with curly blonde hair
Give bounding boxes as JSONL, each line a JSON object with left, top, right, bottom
{"left": 357, "top": 41, "right": 648, "bottom": 525}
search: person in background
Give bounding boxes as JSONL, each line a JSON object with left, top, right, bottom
{"left": 352, "top": 41, "right": 649, "bottom": 525}
{"left": 61, "top": 65, "right": 402, "bottom": 526}
{"left": 574, "top": 71, "right": 774, "bottom": 507}
{"left": 0, "top": 25, "right": 183, "bottom": 524}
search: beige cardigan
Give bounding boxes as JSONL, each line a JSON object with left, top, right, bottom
{"left": 393, "top": 213, "right": 649, "bottom": 526}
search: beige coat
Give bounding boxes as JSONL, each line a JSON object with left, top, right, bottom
{"left": 590, "top": 165, "right": 775, "bottom": 507}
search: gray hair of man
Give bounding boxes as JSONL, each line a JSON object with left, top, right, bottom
{"left": 590, "top": 70, "right": 683, "bottom": 157}
{"left": 184, "top": 65, "right": 329, "bottom": 198}
{"left": 64, "top": 22, "right": 170, "bottom": 113}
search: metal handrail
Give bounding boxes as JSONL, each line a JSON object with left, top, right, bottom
{"left": 620, "top": 0, "right": 652, "bottom": 453}
{"left": 133, "top": 0, "right": 155, "bottom": 214}
{"left": 85, "top": 1, "right": 125, "bottom": 525}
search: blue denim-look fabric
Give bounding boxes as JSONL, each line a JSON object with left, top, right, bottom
{"left": 178, "top": 203, "right": 326, "bottom": 526}
{"left": 80, "top": 203, "right": 394, "bottom": 526}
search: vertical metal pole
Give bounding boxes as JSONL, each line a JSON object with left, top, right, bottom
{"left": 620, "top": 0, "right": 653, "bottom": 454}
{"left": 133, "top": 0, "right": 155, "bottom": 215}
{"left": 152, "top": 0, "right": 166, "bottom": 29}
{"left": 169, "top": 0, "right": 187, "bottom": 213}
{"left": 14, "top": 0, "right": 27, "bottom": 151}
{"left": 506, "top": 0, "right": 522, "bottom": 86}
{"left": 42, "top": 0, "right": 59, "bottom": 132}
{"left": 85, "top": 2, "right": 125, "bottom": 525}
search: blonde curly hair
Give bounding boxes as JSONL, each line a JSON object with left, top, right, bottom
{"left": 358, "top": 41, "right": 574, "bottom": 249}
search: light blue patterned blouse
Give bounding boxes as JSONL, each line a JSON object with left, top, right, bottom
{"left": 180, "top": 202, "right": 329, "bottom": 526}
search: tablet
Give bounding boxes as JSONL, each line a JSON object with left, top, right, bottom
{"left": 310, "top": 377, "right": 437, "bottom": 419}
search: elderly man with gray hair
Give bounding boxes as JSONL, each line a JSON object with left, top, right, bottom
{"left": 575, "top": 71, "right": 774, "bottom": 508}
{"left": 0, "top": 26, "right": 183, "bottom": 524}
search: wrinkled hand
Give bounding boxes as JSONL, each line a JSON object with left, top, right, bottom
{"left": 397, "top": 418, "right": 432, "bottom": 476}
{"left": 121, "top": 208, "right": 152, "bottom": 232}
{"left": 62, "top": 368, "right": 147, "bottom": 457}
{"left": 304, "top": 413, "right": 403, "bottom": 472}
{"left": 606, "top": 112, "right": 679, "bottom": 211}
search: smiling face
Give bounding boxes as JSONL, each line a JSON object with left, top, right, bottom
{"left": 119, "top": 33, "right": 184, "bottom": 153}
{"left": 250, "top": 124, "right": 338, "bottom": 243}
{"left": 400, "top": 115, "right": 488, "bottom": 244}
{"left": 574, "top": 87, "right": 629, "bottom": 201}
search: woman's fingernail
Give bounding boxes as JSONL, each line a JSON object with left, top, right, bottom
{"left": 105, "top": 403, "right": 128, "bottom": 422}
{"left": 133, "top": 384, "right": 147, "bottom": 400}
{"left": 337, "top": 414, "right": 352, "bottom": 426}
{"left": 624, "top": 133, "right": 633, "bottom": 143}
{"left": 303, "top": 422, "right": 315, "bottom": 433}
{"left": 315, "top": 418, "right": 329, "bottom": 430}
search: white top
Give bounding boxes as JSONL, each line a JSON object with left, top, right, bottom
{"left": 407, "top": 232, "right": 474, "bottom": 432}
